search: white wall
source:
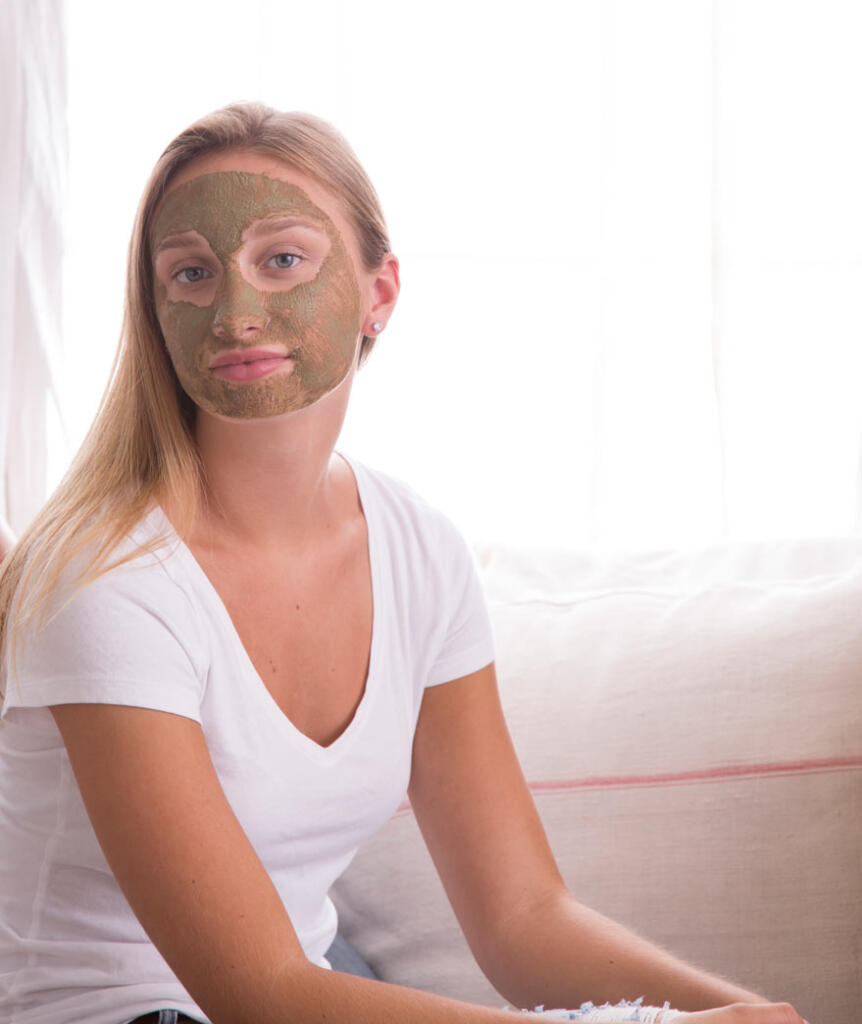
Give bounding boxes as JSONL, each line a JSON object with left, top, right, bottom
{"left": 55, "top": 0, "right": 862, "bottom": 548}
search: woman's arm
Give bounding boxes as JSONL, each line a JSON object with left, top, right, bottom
{"left": 49, "top": 701, "right": 546, "bottom": 1024}
{"left": 407, "top": 662, "right": 806, "bottom": 1020}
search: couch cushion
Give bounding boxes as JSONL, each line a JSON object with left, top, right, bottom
{"left": 331, "top": 536, "right": 862, "bottom": 1024}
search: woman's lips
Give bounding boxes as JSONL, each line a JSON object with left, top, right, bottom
{"left": 208, "top": 349, "right": 296, "bottom": 383}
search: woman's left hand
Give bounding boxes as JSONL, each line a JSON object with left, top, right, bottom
{"left": 677, "top": 1004, "right": 810, "bottom": 1024}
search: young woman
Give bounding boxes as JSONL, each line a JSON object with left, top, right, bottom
{"left": 0, "top": 103, "right": 808, "bottom": 1024}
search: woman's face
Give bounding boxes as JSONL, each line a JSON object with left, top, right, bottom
{"left": 150, "top": 150, "right": 366, "bottom": 419}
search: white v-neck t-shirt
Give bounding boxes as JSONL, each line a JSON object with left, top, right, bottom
{"left": 0, "top": 452, "right": 496, "bottom": 1024}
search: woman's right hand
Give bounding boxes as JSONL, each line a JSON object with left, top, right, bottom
{"left": 678, "top": 1004, "right": 810, "bottom": 1024}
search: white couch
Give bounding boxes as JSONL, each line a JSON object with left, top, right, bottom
{"left": 332, "top": 535, "right": 862, "bottom": 1024}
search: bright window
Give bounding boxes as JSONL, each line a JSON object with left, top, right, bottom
{"left": 56, "top": 0, "right": 862, "bottom": 547}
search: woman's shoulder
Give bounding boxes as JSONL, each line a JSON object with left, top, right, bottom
{"left": 340, "top": 451, "right": 476, "bottom": 566}
{"left": 341, "top": 450, "right": 426, "bottom": 504}
{"left": 9, "top": 505, "right": 202, "bottom": 665}
{"left": 341, "top": 452, "right": 461, "bottom": 532}
{"left": 1, "top": 507, "right": 208, "bottom": 719}
{"left": 50, "top": 506, "right": 193, "bottom": 608}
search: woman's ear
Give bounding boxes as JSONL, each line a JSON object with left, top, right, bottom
{"left": 366, "top": 253, "right": 400, "bottom": 333}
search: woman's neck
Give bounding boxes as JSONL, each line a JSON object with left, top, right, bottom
{"left": 189, "top": 378, "right": 355, "bottom": 553}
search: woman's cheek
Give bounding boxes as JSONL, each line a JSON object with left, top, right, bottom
{"left": 161, "top": 302, "right": 216, "bottom": 374}
{"left": 267, "top": 282, "right": 318, "bottom": 327}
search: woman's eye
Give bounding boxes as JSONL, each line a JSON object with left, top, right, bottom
{"left": 266, "top": 252, "right": 302, "bottom": 270}
{"left": 174, "top": 266, "right": 212, "bottom": 284}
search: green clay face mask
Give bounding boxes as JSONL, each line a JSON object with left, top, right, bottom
{"left": 150, "top": 170, "right": 362, "bottom": 419}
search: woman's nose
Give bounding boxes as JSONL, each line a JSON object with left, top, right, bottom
{"left": 212, "top": 275, "right": 270, "bottom": 341}
{"left": 212, "top": 312, "right": 267, "bottom": 341}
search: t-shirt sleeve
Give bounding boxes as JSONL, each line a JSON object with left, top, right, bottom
{"left": 1, "top": 556, "right": 207, "bottom": 723}
{"left": 424, "top": 520, "right": 496, "bottom": 687}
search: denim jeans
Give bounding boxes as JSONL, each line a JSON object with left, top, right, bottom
{"left": 323, "top": 930, "right": 380, "bottom": 980}
{"left": 127, "top": 932, "right": 379, "bottom": 1022}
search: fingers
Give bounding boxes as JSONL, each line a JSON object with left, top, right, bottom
{"left": 679, "top": 1004, "right": 807, "bottom": 1024}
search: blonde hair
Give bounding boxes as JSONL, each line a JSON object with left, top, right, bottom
{"left": 0, "top": 102, "right": 392, "bottom": 696}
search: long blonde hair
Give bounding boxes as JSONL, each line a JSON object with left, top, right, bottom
{"left": 0, "top": 102, "right": 392, "bottom": 694}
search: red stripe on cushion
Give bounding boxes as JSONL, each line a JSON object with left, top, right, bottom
{"left": 393, "top": 756, "right": 862, "bottom": 814}
{"left": 527, "top": 755, "right": 862, "bottom": 793}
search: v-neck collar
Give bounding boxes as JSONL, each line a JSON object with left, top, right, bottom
{"left": 149, "top": 450, "right": 380, "bottom": 763}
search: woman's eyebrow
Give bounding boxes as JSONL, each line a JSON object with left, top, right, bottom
{"left": 153, "top": 233, "right": 205, "bottom": 255}
{"left": 248, "top": 216, "right": 327, "bottom": 237}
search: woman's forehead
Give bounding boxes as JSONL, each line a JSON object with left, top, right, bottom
{"left": 151, "top": 171, "right": 338, "bottom": 256}
{"left": 163, "top": 148, "right": 335, "bottom": 210}
{"left": 151, "top": 150, "right": 355, "bottom": 255}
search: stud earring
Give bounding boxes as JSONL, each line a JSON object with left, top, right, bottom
{"left": 371, "top": 321, "right": 383, "bottom": 332}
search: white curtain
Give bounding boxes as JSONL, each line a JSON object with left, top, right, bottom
{"left": 53, "top": 0, "right": 862, "bottom": 550}
{"left": 0, "top": 0, "right": 66, "bottom": 536}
